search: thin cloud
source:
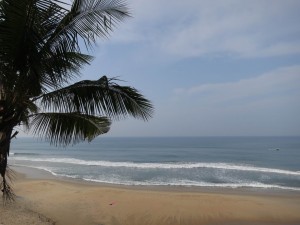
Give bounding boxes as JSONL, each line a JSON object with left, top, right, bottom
{"left": 109, "top": 0, "right": 300, "bottom": 59}
{"left": 174, "top": 65, "right": 300, "bottom": 105}
{"left": 167, "top": 65, "right": 300, "bottom": 136}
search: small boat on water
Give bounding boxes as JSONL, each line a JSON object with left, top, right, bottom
{"left": 268, "top": 148, "right": 280, "bottom": 151}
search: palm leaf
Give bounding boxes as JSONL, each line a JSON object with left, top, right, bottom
{"left": 45, "top": 0, "right": 130, "bottom": 51}
{"left": 40, "top": 51, "right": 94, "bottom": 90}
{"left": 30, "top": 112, "right": 111, "bottom": 146}
{"left": 0, "top": 0, "right": 71, "bottom": 92}
{"left": 39, "top": 76, "right": 154, "bottom": 120}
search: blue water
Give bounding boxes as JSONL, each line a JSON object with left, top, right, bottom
{"left": 9, "top": 136, "right": 300, "bottom": 191}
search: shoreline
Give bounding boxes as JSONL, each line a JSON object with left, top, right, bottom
{"left": 2, "top": 165, "right": 300, "bottom": 225}
{"left": 11, "top": 164, "right": 300, "bottom": 196}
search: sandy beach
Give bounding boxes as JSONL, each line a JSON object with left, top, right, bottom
{"left": 1, "top": 166, "right": 300, "bottom": 225}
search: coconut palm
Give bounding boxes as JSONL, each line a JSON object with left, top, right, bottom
{"left": 0, "top": 0, "right": 153, "bottom": 201}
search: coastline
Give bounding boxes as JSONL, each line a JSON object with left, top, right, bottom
{"left": 11, "top": 165, "right": 300, "bottom": 196}
{"left": 1, "top": 165, "right": 300, "bottom": 225}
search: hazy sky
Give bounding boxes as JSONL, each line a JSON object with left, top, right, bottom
{"left": 21, "top": 0, "right": 300, "bottom": 137}
{"left": 86, "top": 0, "right": 300, "bottom": 137}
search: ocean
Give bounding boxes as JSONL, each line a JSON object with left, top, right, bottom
{"left": 8, "top": 136, "right": 300, "bottom": 191}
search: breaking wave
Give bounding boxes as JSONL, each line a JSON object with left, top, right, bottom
{"left": 11, "top": 156, "right": 300, "bottom": 176}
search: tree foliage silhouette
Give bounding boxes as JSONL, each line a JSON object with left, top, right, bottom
{"left": 0, "top": 0, "right": 153, "bottom": 201}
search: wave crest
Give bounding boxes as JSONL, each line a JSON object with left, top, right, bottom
{"left": 11, "top": 156, "right": 300, "bottom": 176}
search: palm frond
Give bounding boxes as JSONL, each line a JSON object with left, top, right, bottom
{"left": 30, "top": 112, "right": 111, "bottom": 146}
{"left": 0, "top": 0, "right": 69, "bottom": 92}
{"left": 46, "top": 0, "right": 130, "bottom": 51}
{"left": 1, "top": 165, "right": 16, "bottom": 203}
{"left": 39, "top": 76, "right": 154, "bottom": 120}
{"left": 40, "top": 51, "right": 94, "bottom": 90}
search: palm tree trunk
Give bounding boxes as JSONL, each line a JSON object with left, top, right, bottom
{"left": 0, "top": 89, "right": 18, "bottom": 201}
{"left": 0, "top": 126, "right": 15, "bottom": 202}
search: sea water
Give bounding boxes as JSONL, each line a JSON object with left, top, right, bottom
{"left": 8, "top": 136, "right": 300, "bottom": 191}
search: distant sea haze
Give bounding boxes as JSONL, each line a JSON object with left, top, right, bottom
{"left": 9, "top": 136, "right": 300, "bottom": 191}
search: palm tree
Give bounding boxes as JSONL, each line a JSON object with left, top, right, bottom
{"left": 0, "top": 0, "right": 153, "bottom": 201}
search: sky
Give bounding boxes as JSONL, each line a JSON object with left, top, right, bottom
{"left": 21, "top": 0, "right": 300, "bottom": 137}
{"left": 87, "top": 0, "right": 300, "bottom": 137}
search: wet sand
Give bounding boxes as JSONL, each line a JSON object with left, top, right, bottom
{"left": 1, "top": 166, "right": 300, "bottom": 225}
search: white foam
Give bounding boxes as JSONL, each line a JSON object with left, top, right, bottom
{"left": 14, "top": 165, "right": 300, "bottom": 191}
{"left": 82, "top": 178, "right": 300, "bottom": 191}
{"left": 15, "top": 164, "right": 59, "bottom": 176}
{"left": 14, "top": 164, "right": 80, "bottom": 179}
{"left": 35, "top": 167, "right": 59, "bottom": 176}
{"left": 12, "top": 156, "right": 300, "bottom": 176}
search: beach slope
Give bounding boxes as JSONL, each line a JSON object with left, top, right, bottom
{"left": 1, "top": 168, "right": 300, "bottom": 225}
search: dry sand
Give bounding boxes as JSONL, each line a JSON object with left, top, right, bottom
{"left": 1, "top": 167, "right": 300, "bottom": 225}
